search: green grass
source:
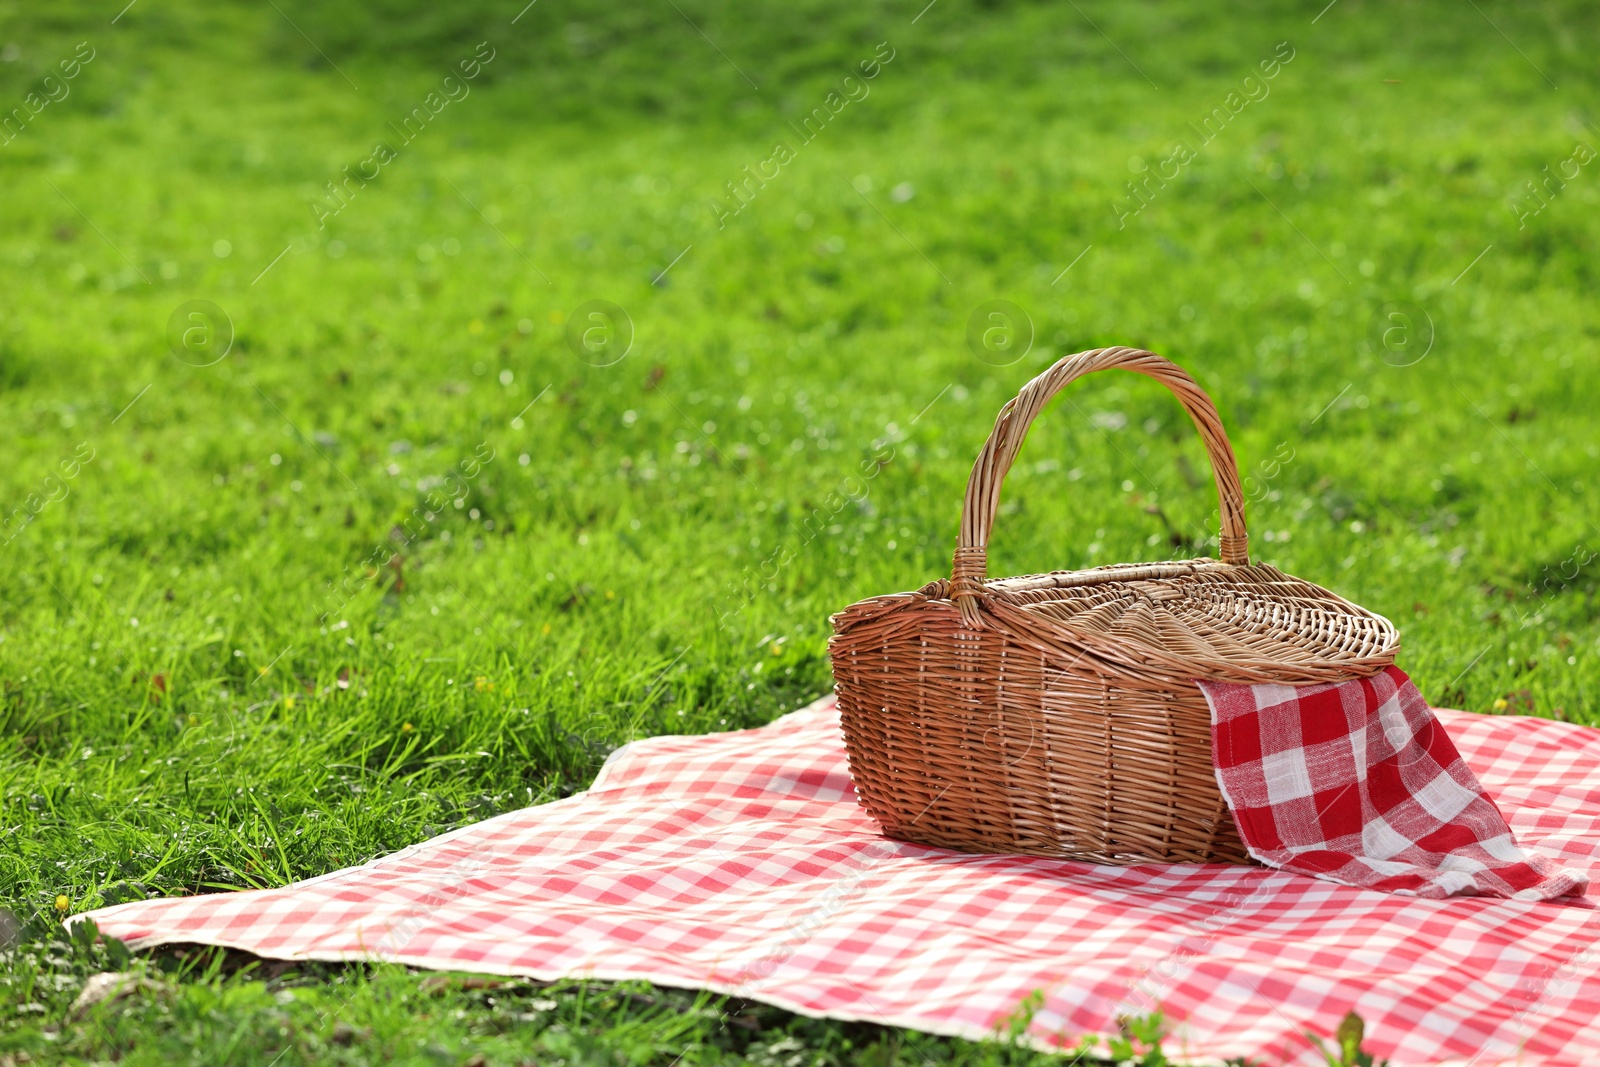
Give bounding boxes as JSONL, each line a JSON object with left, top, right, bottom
{"left": 1, "top": 0, "right": 1597, "bottom": 1061}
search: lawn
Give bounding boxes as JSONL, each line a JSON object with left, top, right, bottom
{"left": 1, "top": 0, "right": 1597, "bottom": 1061}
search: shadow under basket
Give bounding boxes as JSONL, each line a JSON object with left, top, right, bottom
{"left": 829, "top": 347, "right": 1400, "bottom": 865}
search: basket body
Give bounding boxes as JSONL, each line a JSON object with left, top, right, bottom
{"left": 829, "top": 348, "right": 1400, "bottom": 865}
{"left": 832, "top": 560, "right": 1398, "bottom": 864}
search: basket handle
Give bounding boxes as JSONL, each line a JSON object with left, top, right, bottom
{"left": 951, "top": 346, "right": 1249, "bottom": 627}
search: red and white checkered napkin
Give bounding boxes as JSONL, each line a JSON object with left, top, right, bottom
{"left": 77, "top": 695, "right": 1600, "bottom": 1066}
{"left": 1201, "top": 666, "right": 1588, "bottom": 900}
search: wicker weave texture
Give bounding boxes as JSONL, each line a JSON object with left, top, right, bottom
{"left": 830, "top": 348, "right": 1400, "bottom": 864}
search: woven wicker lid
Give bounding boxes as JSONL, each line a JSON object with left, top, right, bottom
{"left": 938, "top": 558, "right": 1399, "bottom": 685}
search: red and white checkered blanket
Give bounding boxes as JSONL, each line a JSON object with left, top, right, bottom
{"left": 1201, "top": 667, "right": 1587, "bottom": 901}
{"left": 78, "top": 695, "right": 1600, "bottom": 1066}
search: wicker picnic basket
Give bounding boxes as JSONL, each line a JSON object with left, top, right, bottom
{"left": 829, "top": 347, "right": 1400, "bottom": 865}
